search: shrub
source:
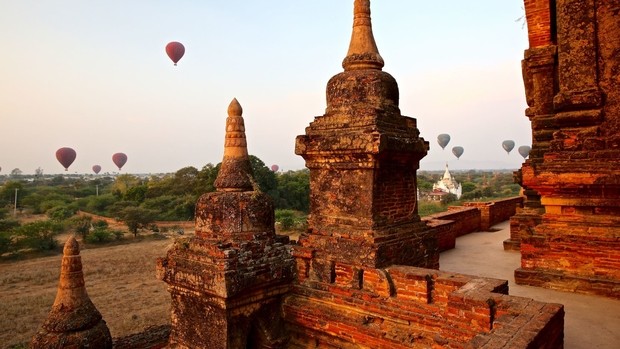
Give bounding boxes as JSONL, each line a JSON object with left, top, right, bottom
{"left": 0, "top": 231, "right": 15, "bottom": 255}
{"left": 14, "top": 220, "right": 63, "bottom": 251}
{"left": 275, "top": 209, "right": 297, "bottom": 231}
{"left": 46, "top": 205, "right": 75, "bottom": 221}
{"left": 69, "top": 215, "right": 92, "bottom": 239}
{"left": 92, "top": 220, "right": 109, "bottom": 229}
{"left": 85, "top": 228, "right": 113, "bottom": 243}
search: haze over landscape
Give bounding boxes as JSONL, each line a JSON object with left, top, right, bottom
{"left": 0, "top": 1, "right": 530, "bottom": 175}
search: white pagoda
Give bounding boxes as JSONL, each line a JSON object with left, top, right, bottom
{"left": 432, "top": 164, "right": 462, "bottom": 199}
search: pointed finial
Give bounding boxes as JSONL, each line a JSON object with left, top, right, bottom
{"left": 342, "top": 0, "right": 384, "bottom": 71}
{"left": 213, "top": 98, "right": 254, "bottom": 191}
{"left": 31, "top": 236, "right": 112, "bottom": 347}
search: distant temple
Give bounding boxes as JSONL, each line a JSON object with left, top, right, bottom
{"left": 432, "top": 164, "right": 462, "bottom": 199}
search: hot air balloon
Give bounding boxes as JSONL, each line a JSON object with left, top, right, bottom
{"left": 518, "top": 145, "right": 531, "bottom": 159}
{"left": 56, "top": 147, "right": 77, "bottom": 171}
{"left": 165, "top": 41, "right": 185, "bottom": 66}
{"left": 112, "top": 153, "right": 127, "bottom": 170}
{"left": 452, "top": 146, "right": 464, "bottom": 159}
{"left": 271, "top": 164, "right": 279, "bottom": 172}
{"left": 502, "top": 140, "right": 515, "bottom": 154}
{"left": 437, "top": 134, "right": 451, "bottom": 150}
{"left": 92, "top": 165, "right": 102, "bottom": 174}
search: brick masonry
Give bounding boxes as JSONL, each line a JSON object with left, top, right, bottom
{"left": 517, "top": 0, "right": 620, "bottom": 299}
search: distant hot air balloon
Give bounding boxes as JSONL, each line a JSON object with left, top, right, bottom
{"left": 452, "top": 146, "right": 464, "bottom": 159}
{"left": 56, "top": 147, "right": 77, "bottom": 171}
{"left": 271, "top": 164, "right": 279, "bottom": 172}
{"left": 437, "top": 134, "right": 451, "bottom": 150}
{"left": 112, "top": 153, "right": 127, "bottom": 170}
{"left": 165, "top": 41, "right": 185, "bottom": 66}
{"left": 92, "top": 165, "right": 102, "bottom": 174}
{"left": 502, "top": 140, "right": 516, "bottom": 154}
{"left": 518, "top": 145, "right": 531, "bottom": 159}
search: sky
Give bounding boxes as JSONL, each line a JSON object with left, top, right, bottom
{"left": 0, "top": 1, "right": 531, "bottom": 175}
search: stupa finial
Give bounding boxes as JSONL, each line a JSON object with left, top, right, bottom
{"left": 342, "top": 0, "right": 384, "bottom": 71}
{"left": 213, "top": 98, "right": 254, "bottom": 191}
{"left": 31, "top": 236, "right": 112, "bottom": 348}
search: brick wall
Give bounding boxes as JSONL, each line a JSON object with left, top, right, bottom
{"left": 284, "top": 263, "right": 564, "bottom": 348}
{"left": 524, "top": 0, "right": 554, "bottom": 47}
{"left": 465, "top": 197, "right": 523, "bottom": 231}
{"left": 423, "top": 197, "right": 523, "bottom": 251}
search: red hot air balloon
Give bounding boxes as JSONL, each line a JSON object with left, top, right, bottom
{"left": 165, "top": 41, "right": 185, "bottom": 66}
{"left": 112, "top": 153, "right": 127, "bottom": 170}
{"left": 92, "top": 165, "right": 102, "bottom": 174}
{"left": 56, "top": 147, "right": 77, "bottom": 171}
{"left": 271, "top": 164, "right": 279, "bottom": 172}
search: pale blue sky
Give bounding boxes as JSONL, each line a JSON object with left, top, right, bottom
{"left": 0, "top": 1, "right": 530, "bottom": 175}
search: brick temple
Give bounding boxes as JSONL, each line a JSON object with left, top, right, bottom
{"left": 155, "top": 1, "right": 564, "bottom": 348}
{"left": 32, "top": 0, "right": 620, "bottom": 347}
{"left": 509, "top": 0, "right": 620, "bottom": 299}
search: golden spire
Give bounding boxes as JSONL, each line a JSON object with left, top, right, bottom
{"left": 342, "top": 0, "right": 384, "bottom": 71}
{"left": 213, "top": 98, "right": 254, "bottom": 191}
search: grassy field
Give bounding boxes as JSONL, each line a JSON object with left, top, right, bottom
{"left": 0, "top": 234, "right": 175, "bottom": 348}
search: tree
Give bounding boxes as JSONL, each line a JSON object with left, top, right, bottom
{"left": 0, "top": 181, "right": 23, "bottom": 207}
{"left": 15, "top": 220, "right": 63, "bottom": 251}
{"left": 69, "top": 215, "right": 92, "bottom": 239}
{"left": 274, "top": 169, "right": 310, "bottom": 212}
{"left": 461, "top": 182, "right": 476, "bottom": 194}
{"left": 249, "top": 155, "right": 278, "bottom": 196}
{"left": 10, "top": 168, "right": 22, "bottom": 177}
{"left": 111, "top": 174, "right": 142, "bottom": 198}
{"left": 117, "top": 207, "right": 157, "bottom": 237}
{"left": 46, "top": 205, "right": 74, "bottom": 221}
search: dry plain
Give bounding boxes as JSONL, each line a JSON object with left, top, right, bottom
{"left": 0, "top": 234, "right": 174, "bottom": 348}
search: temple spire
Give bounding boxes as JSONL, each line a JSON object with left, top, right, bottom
{"left": 31, "top": 236, "right": 112, "bottom": 348}
{"left": 342, "top": 0, "right": 384, "bottom": 71}
{"left": 213, "top": 98, "right": 254, "bottom": 191}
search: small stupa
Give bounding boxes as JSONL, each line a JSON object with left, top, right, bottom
{"left": 157, "top": 98, "right": 294, "bottom": 348}
{"left": 31, "top": 236, "right": 112, "bottom": 348}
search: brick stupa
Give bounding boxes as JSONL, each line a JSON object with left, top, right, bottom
{"left": 31, "top": 236, "right": 112, "bottom": 348}
{"left": 157, "top": 98, "right": 295, "bottom": 348}
{"left": 293, "top": 0, "right": 437, "bottom": 271}
{"left": 281, "top": 1, "right": 564, "bottom": 347}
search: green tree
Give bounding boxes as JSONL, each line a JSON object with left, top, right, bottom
{"left": 85, "top": 194, "right": 117, "bottom": 215}
{"left": 461, "top": 182, "right": 476, "bottom": 194}
{"left": 46, "top": 205, "right": 75, "bottom": 221}
{"left": 111, "top": 174, "right": 142, "bottom": 198}
{"left": 0, "top": 181, "right": 23, "bottom": 206}
{"left": 275, "top": 209, "right": 297, "bottom": 231}
{"left": 249, "top": 155, "right": 278, "bottom": 196}
{"left": 15, "top": 220, "right": 63, "bottom": 251}
{"left": 69, "top": 215, "right": 93, "bottom": 239}
{"left": 0, "top": 231, "right": 14, "bottom": 255}
{"left": 274, "top": 169, "right": 310, "bottom": 212}
{"left": 195, "top": 163, "right": 218, "bottom": 194}
{"left": 117, "top": 207, "right": 157, "bottom": 237}
{"left": 440, "top": 193, "right": 458, "bottom": 205}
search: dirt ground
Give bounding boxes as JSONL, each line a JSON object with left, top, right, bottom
{"left": 0, "top": 235, "right": 174, "bottom": 348}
